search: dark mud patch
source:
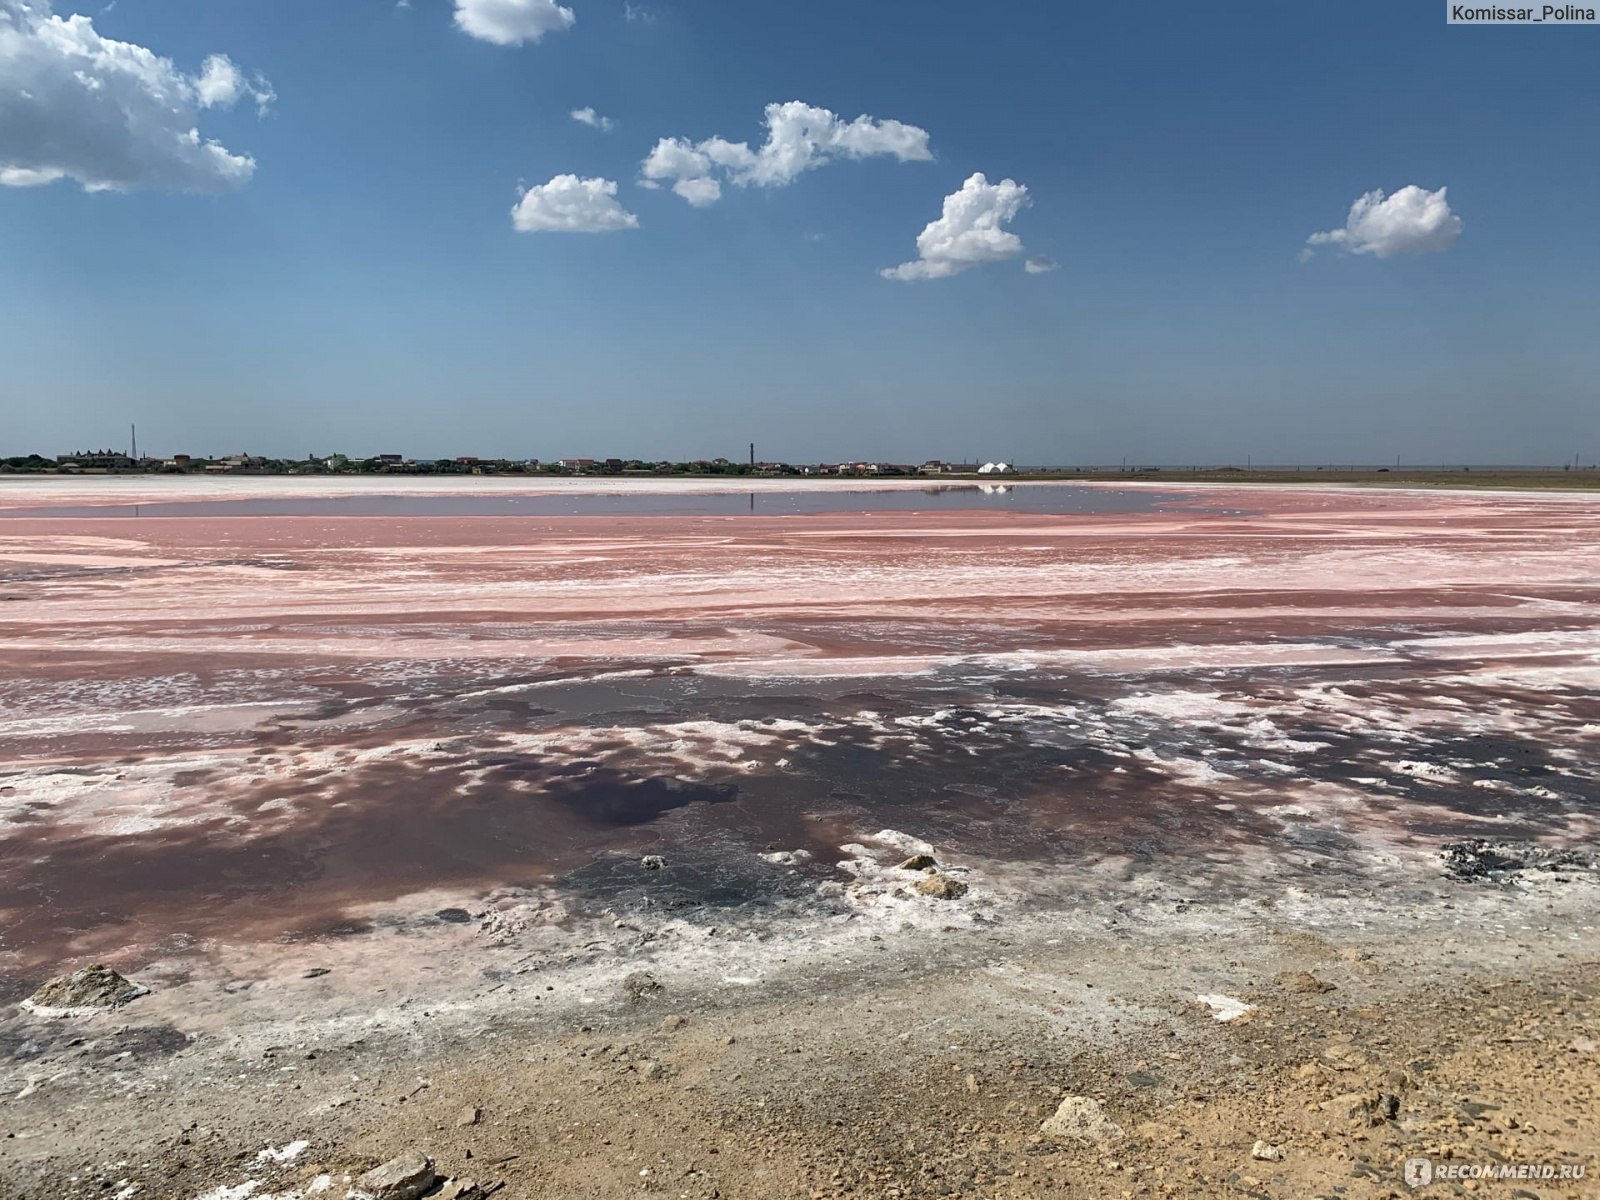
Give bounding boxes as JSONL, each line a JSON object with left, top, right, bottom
{"left": 0, "top": 753, "right": 755, "bottom": 976}
{"left": 3, "top": 656, "right": 1596, "bottom": 979}
{"left": 558, "top": 847, "right": 828, "bottom": 916}
{"left": 0, "top": 1029, "right": 52, "bottom": 1060}
{"left": 542, "top": 770, "right": 739, "bottom": 827}
{"left": 0, "top": 1022, "right": 188, "bottom": 1066}
{"left": 97, "top": 1024, "right": 192, "bottom": 1064}
{"left": 1442, "top": 839, "right": 1598, "bottom": 884}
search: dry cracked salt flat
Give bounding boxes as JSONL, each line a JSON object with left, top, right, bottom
{"left": 0, "top": 476, "right": 1597, "bottom": 1200}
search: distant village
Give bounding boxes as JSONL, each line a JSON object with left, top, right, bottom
{"left": 9, "top": 451, "right": 1588, "bottom": 480}
{"left": 3, "top": 449, "right": 1020, "bottom": 478}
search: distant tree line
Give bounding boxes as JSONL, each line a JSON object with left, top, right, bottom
{"left": 0, "top": 452, "right": 933, "bottom": 478}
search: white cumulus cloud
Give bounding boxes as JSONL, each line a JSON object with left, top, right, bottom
{"left": 512, "top": 173, "right": 638, "bottom": 232}
{"left": 569, "top": 106, "right": 614, "bottom": 131}
{"left": 0, "top": 0, "right": 269, "bottom": 193}
{"left": 881, "top": 173, "right": 1030, "bottom": 281}
{"left": 454, "top": 0, "right": 574, "bottom": 45}
{"left": 1305, "top": 185, "right": 1462, "bottom": 259}
{"left": 639, "top": 136, "right": 718, "bottom": 204}
{"left": 194, "top": 53, "right": 274, "bottom": 115}
{"left": 640, "top": 100, "right": 932, "bottom": 205}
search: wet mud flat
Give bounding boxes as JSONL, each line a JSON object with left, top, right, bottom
{"left": 0, "top": 482, "right": 1597, "bottom": 1196}
{"left": 0, "top": 655, "right": 1596, "bottom": 982}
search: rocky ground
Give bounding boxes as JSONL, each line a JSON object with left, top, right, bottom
{"left": 2, "top": 849, "right": 1595, "bottom": 1200}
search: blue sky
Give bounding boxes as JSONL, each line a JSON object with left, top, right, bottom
{"left": 2, "top": 0, "right": 1598, "bottom": 464}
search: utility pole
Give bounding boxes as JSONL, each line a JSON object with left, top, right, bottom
{"left": 130, "top": 423, "right": 138, "bottom": 461}
{"left": 749, "top": 442, "right": 755, "bottom": 469}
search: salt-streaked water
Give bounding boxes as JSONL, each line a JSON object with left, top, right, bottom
{"left": 0, "top": 483, "right": 1201, "bottom": 519}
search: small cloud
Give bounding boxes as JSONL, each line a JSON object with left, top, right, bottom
{"left": 881, "top": 173, "right": 1030, "bottom": 282}
{"left": 454, "top": 0, "right": 575, "bottom": 46}
{"left": 1024, "top": 255, "right": 1058, "bottom": 274}
{"left": 570, "top": 106, "right": 616, "bottom": 132}
{"left": 0, "top": 167, "right": 65, "bottom": 187}
{"left": 639, "top": 100, "right": 932, "bottom": 206}
{"left": 671, "top": 175, "right": 721, "bottom": 207}
{"left": 512, "top": 174, "right": 639, "bottom": 232}
{"left": 1304, "top": 185, "right": 1462, "bottom": 259}
{"left": 623, "top": 1, "right": 657, "bottom": 23}
{"left": 194, "top": 54, "right": 275, "bottom": 116}
{"left": 639, "top": 136, "right": 720, "bottom": 205}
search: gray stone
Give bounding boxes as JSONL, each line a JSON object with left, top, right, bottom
{"left": 24, "top": 964, "right": 148, "bottom": 1013}
{"left": 1251, "top": 1140, "right": 1285, "bottom": 1161}
{"left": 914, "top": 873, "right": 968, "bottom": 900}
{"left": 353, "top": 1150, "right": 436, "bottom": 1200}
{"left": 1323, "top": 1091, "right": 1399, "bottom": 1127}
{"left": 1039, "top": 1095, "right": 1123, "bottom": 1143}
{"left": 622, "top": 972, "right": 663, "bottom": 1001}
{"left": 897, "top": 854, "right": 938, "bottom": 871}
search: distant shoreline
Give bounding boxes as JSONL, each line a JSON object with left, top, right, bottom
{"left": 2, "top": 467, "right": 1598, "bottom": 502}
{"left": 5, "top": 467, "right": 1598, "bottom": 487}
